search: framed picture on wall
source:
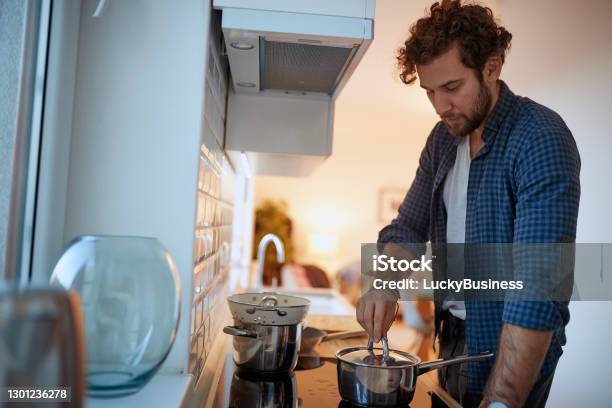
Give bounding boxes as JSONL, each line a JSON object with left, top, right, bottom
{"left": 378, "top": 188, "right": 406, "bottom": 224}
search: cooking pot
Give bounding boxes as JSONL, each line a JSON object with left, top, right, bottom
{"left": 335, "top": 337, "right": 494, "bottom": 407}
{"left": 224, "top": 292, "right": 310, "bottom": 373}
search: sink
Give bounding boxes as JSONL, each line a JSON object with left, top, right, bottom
{"left": 278, "top": 288, "right": 354, "bottom": 316}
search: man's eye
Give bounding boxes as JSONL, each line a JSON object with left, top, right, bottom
{"left": 445, "top": 85, "right": 459, "bottom": 92}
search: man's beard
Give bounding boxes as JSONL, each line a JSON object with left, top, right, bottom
{"left": 443, "top": 82, "right": 492, "bottom": 137}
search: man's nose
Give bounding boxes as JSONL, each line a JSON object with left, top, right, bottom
{"left": 432, "top": 94, "right": 452, "bottom": 117}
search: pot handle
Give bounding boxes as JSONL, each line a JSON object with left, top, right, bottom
{"left": 417, "top": 351, "right": 494, "bottom": 375}
{"left": 245, "top": 305, "right": 288, "bottom": 317}
{"left": 223, "top": 326, "right": 258, "bottom": 338}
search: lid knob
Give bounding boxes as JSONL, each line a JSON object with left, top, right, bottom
{"left": 364, "top": 337, "right": 395, "bottom": 365}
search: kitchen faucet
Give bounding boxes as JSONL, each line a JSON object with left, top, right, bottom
{"left": 254, "top": 233, "right": 285, "bottom": 290}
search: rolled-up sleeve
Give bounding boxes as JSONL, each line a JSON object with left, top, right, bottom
{"left": 503, "top": 120, "right": 581, "bottom": 330}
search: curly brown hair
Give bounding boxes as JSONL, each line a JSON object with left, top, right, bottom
{"left": 397, "top": 0, "right": 512, "bottom": 85}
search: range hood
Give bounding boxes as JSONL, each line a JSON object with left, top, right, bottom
{"left": 213, "top": 0, "right": 374, "bottom": 97}
{"left": 212, "top": 1, "right": 375, "bottom": 176}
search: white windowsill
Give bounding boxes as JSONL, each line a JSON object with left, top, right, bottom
{"left": 86, "top": 374, "right": 193, "bottom": 408}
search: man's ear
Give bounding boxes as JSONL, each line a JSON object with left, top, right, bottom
{"left": 483, "top": 55, "right": 502, "bottom": 83}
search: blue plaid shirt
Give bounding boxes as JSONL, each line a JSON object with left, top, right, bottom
{"left": 378, "top": 80, "right": 581, "bottom": 392}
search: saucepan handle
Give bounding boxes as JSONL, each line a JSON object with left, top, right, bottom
{"left": 223, "top": 326, "right": 258, "bottom": 338}
{"left": 417, "top": 351, "right": 494, "bottom": 375}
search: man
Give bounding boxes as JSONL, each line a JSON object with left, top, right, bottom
{"left": 356, "top": 1, "right": 580, "bottom": 407}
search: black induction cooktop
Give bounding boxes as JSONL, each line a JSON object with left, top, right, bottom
{"left": 210, "top": 353, "right": 451, "bottom": 408}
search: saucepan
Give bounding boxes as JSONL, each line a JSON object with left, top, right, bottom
{"left": 335, "top": 337, "right": 494, "bottom": 407}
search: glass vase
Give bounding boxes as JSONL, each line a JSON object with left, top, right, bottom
{"left": 50, "top": 235, "right": 181, "bottom": 398}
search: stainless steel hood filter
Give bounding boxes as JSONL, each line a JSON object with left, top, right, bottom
{"left": 262, "top": 40, "right": 357, "bottom": 94}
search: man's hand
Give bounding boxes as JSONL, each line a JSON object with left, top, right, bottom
{"left": 356, "top": 298, "right": 398, "bottom": 342}
{"left": 479, "top": 323, "right": 553, "bottom": 408}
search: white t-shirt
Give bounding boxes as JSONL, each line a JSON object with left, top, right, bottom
{"left": 441, "top": 136, "right": 471, "bottom": 320}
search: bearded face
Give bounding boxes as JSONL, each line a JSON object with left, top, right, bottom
{"left": 416, "top": 43, "right": 498, "bottom": 138}
{"left": 441, "top": 80, "right": 492, "bottom": 137}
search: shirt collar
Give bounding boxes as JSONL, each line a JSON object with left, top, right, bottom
{"left": 481, "top": 79, "right": 515, "bottom": 144}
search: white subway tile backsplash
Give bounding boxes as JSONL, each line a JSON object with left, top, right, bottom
{"left": 188, "top": 12, "right": 235, "bottom": 386}
{"left": 192, "top": 139, "right": 230, "bottom": 371}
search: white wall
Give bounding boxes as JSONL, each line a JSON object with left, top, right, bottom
{"left": 64, "top": 0, "right": 210, "bottom": 374}
{"left": 254, "top": 0, "right": 446, "bottom": 274}
{"left": 255, "top": 0, "right": 612, "bottom": 405}
{"left": 497, "top": 1, "right": 612, "bottom": 406}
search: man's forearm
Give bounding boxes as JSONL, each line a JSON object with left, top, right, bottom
{"left": 480, "top": 323, "right": 553, "bottom": 408}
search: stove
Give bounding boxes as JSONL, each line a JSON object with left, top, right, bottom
{"left": 210, "top": 353, "right": 451, "bottom": 407}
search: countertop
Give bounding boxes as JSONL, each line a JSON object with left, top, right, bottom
{"left": 86, "top": 373, "right": 193, "bottom": 408}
